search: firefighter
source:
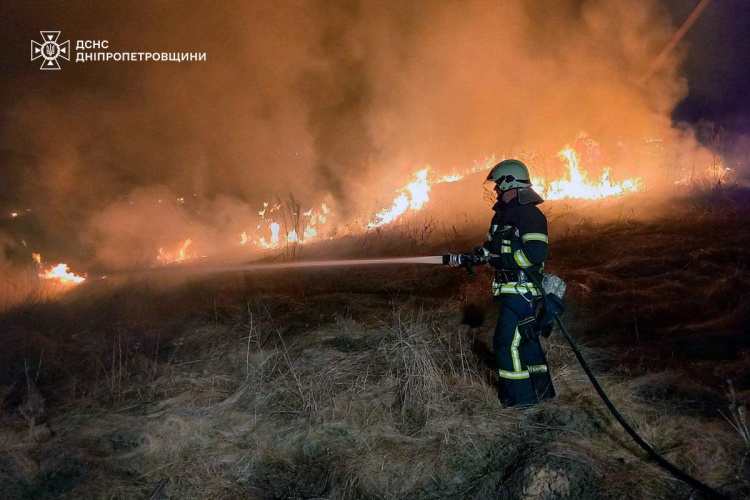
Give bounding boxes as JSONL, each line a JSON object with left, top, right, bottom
{"left": 450, "top": 159, "right": 555, "bottom": 406}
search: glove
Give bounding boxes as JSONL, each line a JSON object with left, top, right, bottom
{"left": 473, "top": 246, "right": 490, "bottom": 264}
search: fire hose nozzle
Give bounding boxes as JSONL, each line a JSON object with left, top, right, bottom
{"left": 443, "top": 253, "right": 483, "bottom": 275}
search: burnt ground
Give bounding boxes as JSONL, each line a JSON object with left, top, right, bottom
{"left": 0, "top": 188, "right": 749, "bottom": 499}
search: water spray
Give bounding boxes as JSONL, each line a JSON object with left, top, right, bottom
{"left": 117, "top": 255, "right": 446, "bottom": 278}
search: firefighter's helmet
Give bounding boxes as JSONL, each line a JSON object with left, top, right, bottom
{"left": 486, "top": 159, "right": 544, "bottom": 205}
{"left": 485, "top": 159, "right": 531, "bottom": 191}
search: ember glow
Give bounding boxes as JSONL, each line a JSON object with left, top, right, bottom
{"left": 32, "top": 253, "right": 86, "bottom": 285}
{"left": 674, "top": 163, "right": 734, "bottom": 186}
{"left": 534, "top": 147, "right": 640, "bottom": 200}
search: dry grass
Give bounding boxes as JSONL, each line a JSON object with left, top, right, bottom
{"left": 1, "top": 190, "right": 750, "bottom": 498}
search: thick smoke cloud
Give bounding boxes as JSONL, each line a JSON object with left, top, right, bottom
{"left": 0, "top": 0, "right": 714, "bottom": 269}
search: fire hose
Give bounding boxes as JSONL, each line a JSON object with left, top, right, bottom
{"left": 443, "top": 252, "right": 729, "bottom": 500}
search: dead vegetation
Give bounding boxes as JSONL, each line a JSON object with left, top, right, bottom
{"left": 1, "top": 190, "right": 750, "bottom": 499}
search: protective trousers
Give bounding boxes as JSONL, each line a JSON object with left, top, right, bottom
{"left": 493, "top": 293, "right": 555, "bottom": 406}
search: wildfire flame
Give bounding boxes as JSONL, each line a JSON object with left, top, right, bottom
{"left": 257, "top": 222, "right": 281, "bottom": 248}
{"left": 153, "top": 137, "right": 649, "bottom": 264}
{"left": 33, "top": 253, "right": 86, "bottom": 285}
{"left": 533, "top": 147, "right": 640, "bottom": 200}
{"left": 157, "top": 238, "right": 194, "bottom": 265}
{"left": 366, "top": 158, "right": 498, "bottom": 228}
{"left": 368, "top": 169, "right": 431, "bottom": 228}
{"left": 367, "top": 168, "right": 471, "bottom": 228}
{"left": 251, "top": 202, "right": 330, "bottom": 249}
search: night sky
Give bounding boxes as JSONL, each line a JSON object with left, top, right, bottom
{"left": 667, "top": 0, "right": 750, "bottom": 138}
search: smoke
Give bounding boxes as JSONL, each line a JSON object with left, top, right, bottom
{"left": 0, "top": 0, "right": 718, "bottom": 269}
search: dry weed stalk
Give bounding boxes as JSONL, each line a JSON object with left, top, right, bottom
{"left": 722, "top": 380, "right": 750, "bottom": 448}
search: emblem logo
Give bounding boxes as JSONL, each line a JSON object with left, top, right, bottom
{"left": 31, "top": 31, "right": 70, "bottom": 70}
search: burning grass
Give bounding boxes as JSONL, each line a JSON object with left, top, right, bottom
{"left": 1, "top": 189, "right": 750, "bottom": 498}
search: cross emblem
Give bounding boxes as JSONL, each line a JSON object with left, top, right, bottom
{"left": 31, "top": 31, "right": 70, "bottom": 70}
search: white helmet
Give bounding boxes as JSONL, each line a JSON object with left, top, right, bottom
{"left": 485, "top": 159, "right": 543, "bottom": 205}
{"left": 485, "top": 160, "right": 531, "bottom": 191}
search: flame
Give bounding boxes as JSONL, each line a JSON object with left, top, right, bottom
{"left": 258, "top": 202, "right": 269, "bottom": 218}
{"left": 368, "top": 168, "right": 432, "bottom": 228}
{"left": 257, "top": 222, "right": 281, "bottom": 248}
{"left": 154, "top": 138, "right": 646, "bottom": 263}
{"left": 270, "top": 222, "right": 280, "bottom": 246}
{"left": 33, "top": 253, "right": 86, "bottom": 285}
{"left": 42, "top": 264, "right": 87, "bottom": 284}
{"left": 303, "top": 212, "right": 318, "bottom": 239}
{"left": 437, "top": 173, "right": 463, "bottom": 183}
{"left": 533, "top": 147, "right": 640, "bottom": 200}
{"left": 366, "top": 158, "right": 496, "bottom": 229}
{"left": 157, "top": 238, "right": 194, "bottom": 265}
{"left": 249, "top": 202, "right": 331, "bottom": 249}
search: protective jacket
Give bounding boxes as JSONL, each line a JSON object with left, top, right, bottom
{"left": 483, "top": 198, "right": 548, "bottom": 298}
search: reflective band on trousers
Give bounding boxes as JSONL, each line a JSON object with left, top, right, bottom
{"left": 522, "top": 233, "right": 549, "bottom": 243}
{"left": 498, "top": 327, "right": 530, "bottom": 380}
{"left": 511, "top": 327, "right": 522, "bottom": 370}
{"left": 527, "top": 364, "right": 548, "bottom": 373}
{"left": 498, "top": 369, "right": 529, "bottom": 379}
{"left": 492, "top": 281, "right": 541, "bottom": 296}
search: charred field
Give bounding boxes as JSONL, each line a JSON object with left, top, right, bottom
{"left": 1, "top": 189, "right": 749, "bottom": 499}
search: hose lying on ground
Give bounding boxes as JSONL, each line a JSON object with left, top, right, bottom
{"left": 523, "top": 269, "right": 729, "bottom": 500}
